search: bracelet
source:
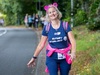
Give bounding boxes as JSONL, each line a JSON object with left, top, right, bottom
{"left": 32, "top": 56, "right": 37, "bottom": 59}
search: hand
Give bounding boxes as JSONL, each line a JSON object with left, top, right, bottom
{"left": 27, "top": 58, "right": 36, "bottom": 68}
{"left": 70, "top": 52, "right": 76, "bottom": 60}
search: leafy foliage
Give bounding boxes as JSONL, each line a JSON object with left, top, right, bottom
{"left": 0, "top": 0, "right": 100, "bottom": 30}
{"left": 74, "top": 10, "right": 88, "bottom": 26}
{"left": 0, "top": 0, "right": 22, "bottom": 25}
{"left": 70, "top": 25, "right": 100, "bottom": 75}
{"left": 87, "top": 3, "right": 100, "bottom": 30}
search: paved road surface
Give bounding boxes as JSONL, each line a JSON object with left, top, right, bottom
{"left": 0, "top": 28, "right": 39, "bottom": 75}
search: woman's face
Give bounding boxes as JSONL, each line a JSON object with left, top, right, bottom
{"left": 47, "top": 7, "right": 58, "bottom": 20}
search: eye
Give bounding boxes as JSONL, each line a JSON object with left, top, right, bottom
{"left": 52, "top": 11, "right": 54, "bottom": 13}
{"left": 53, "top": 10, "right": 56, "bottom": 12}
{"left": 48, "top": 11, "right": 51, "bottom": 14}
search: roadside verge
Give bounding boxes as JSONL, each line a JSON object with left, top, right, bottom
{"left": 35, "top": 30, "right": 47, "bottom": 75}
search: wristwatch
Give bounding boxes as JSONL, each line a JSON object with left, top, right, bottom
{"left": 32, "top": 56, "right": 37, "bottom": 59}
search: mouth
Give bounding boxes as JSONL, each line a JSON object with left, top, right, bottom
{"left": 51, "top": 14, "right": 56, "bottom": 17}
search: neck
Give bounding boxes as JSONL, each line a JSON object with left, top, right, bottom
{"left": 51, "top": 19, "right": 60, "bottom": 26}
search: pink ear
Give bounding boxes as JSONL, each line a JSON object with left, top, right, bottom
{"left": 53, "top": 2, "right": 58, "bottom": 7}
{"left": 44, "top": 5, "right": 49, "bottom": 11}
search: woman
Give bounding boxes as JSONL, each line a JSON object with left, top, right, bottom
{"left": 34, "top": 14, "right": 39, "bottom": 30}
{"left": 24, "top": 14, "right": 28, "bottom": 27}
{"left": 28, "top": 15, "right": 32, "bottom": 27}
{"left": 40, "top": 15, "right": 45, "bottom": 28}
{"left": 27, "top": 2, "right": 76, "bottom": 75}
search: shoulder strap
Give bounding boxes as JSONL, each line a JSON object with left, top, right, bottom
{"left": 45, "top": 23, "right": 50, "bottom": 33}
{"left": 63, "top": 21, "right": 71, "bottom": 44}
{"left": 62, "top": 21, "right": 68, "bottom": 31}
{"left": 46, "top": 21, "right": 68, "bottom": 33}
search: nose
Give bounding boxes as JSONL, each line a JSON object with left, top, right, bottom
{"left": 50, "top": 12, "right": 54, "bottom": 15}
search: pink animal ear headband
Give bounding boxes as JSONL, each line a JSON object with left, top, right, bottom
{"left": 44, "top": 2, "right": 58, "bottom": 11}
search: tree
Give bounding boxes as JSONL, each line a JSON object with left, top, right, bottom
{"left": 87, "top": 0, "right": 100, "bottom": 30}
{"left": 0, "top": 0, "right": 22, "bottom": 25}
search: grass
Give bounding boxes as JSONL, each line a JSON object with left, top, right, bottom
{"left": 1, "top": 25, "right": 99, "bottom": 75}
{"left": 70, "top": 25, "right": 100, "bottom": 75}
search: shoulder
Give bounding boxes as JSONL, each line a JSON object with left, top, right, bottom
{"left": 62, "top": 21, "right": 69, "bottom": 28}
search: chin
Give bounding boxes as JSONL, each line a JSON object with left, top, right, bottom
{"left": 52, "top": 18, "right": 58, "bottom": 21}
{"left": 51, "top": 17, "right": 57, "bottom": 20}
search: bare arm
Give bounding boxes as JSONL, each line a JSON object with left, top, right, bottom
{"left": 33, "top": 35, "right": 47, "bottom": 57}
{"left": 68, "top": 31, "right": 76, "bottom": 59}
{"left": 27, "top": 35, "right": 47, "bottom": 67}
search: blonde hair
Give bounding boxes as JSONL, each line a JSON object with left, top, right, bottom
{"left": 45, "top": 6, "right": 62, "bottom": 22}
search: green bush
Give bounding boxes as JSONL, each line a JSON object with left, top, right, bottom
{"left": 74, "top": 10, "right": 88, "bottom": 26}
{"left": 4, "top": 14, "right": 23, "bottom": 26}
{"left": 63, "top": 16, "right": 71, "bottom": 22}
{"left": 87, "top": 17, "right": 100, "bottom": 30}
{"left": 87, "top": 0, "right": 100, "bottom": 30}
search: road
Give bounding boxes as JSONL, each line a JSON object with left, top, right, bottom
{"left": 0, "top": 28, "right": 39, "bottom": 75}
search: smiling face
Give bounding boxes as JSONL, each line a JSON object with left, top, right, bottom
{"left": 47, "top": 7, "right": 58, "bottom": 21}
